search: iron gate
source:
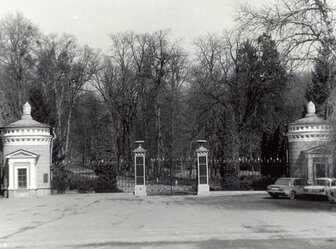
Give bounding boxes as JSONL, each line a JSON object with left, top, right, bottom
{"left": 145, "top": 158, "right": 197, "bottom": 195}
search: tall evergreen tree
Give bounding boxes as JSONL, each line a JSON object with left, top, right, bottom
{"left": 234, "top": 34, "right": 288, "bottom": 157}
{"left": 306, "top": 45, "right": 336, "bottom": 119}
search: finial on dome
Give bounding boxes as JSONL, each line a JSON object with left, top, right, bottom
{"left": 21, "top": 102, "right": 33, "bottom": 120}
{"left": 305, "top": 101, "right": 316, "bottom": 117}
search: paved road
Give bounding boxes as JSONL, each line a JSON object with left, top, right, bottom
{"left": 1, "top": 193, "right": 336, "bottom": 248}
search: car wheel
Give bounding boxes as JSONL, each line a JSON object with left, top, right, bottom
{"left": 270, "top": 193, "right": 278, "bottom": 199}
{"left": 289, "top": 191, "right": 296, "bottom": 200}
{"left": 328, "top": 192, "right": 335, "bottom": 203}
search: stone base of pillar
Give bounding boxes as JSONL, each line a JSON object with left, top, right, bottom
{"left": 6, "top": 188, "right": 51, "bottom": 198}
{"left": 36, "top": 188, "right": 51, "bottom": 196}
{"left": 7, "top": 189, "right": 36, "bottom": 198}
{"left": 134, "top": 185, "right": 147, "bottom": 196}
{"left": 197, "top": 184, "right": 210, "bottom": 196}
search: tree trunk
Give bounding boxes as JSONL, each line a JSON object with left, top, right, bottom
{"left": 155, "top": 99, "right": 162, "bottom": 174}
{"left": 169, "top": 91, "right": 174, "bottom": 179}
{"left": 65, "top": 105, "right": 73, "bottom": 159}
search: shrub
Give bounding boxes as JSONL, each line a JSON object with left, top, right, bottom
{"left": 239, "top": 176, "right": 254, "bottom": 190}
{"left": 219, "top": 162, "right": 240, "bottom": 190}
{"left": 93, "top": 162, "right": 118, "bottom": 193}
{"left": 51, "top": 164, "right": 72, "bottom": 194}
{"left": 250, "top": 176, "right": 275, "bottom": 190}
{"left": 69, "top": 175, "right": 97, "bottom": 193}
{"left": 221, "top": 174, "right": 240, "bottom": 190}
{"left": 219, "top": 174, "right": 274, "bottom": 191}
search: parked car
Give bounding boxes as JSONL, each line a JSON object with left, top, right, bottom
{"left": 328, "top": 186, "right": 336, "bottom": 203}
{"left": 267, "top": 177, "right": 307, "bottom": 199}
{"left": 303, "top": 178, "right": 336, "bottom": 202}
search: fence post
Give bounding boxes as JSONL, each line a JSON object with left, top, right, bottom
{"left": 133, "top": 140, "right": 147, "bottom": 196}
{"left": 196, "top": 140, "right": 210, "bottom": 196}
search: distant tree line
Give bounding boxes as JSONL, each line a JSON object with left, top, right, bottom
{"left": 0, "top": 0, "right": 335, "bottom": 171}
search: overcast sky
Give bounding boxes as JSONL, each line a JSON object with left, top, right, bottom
{"left": 0, "top": 0, "right": 266, "bottom": 53}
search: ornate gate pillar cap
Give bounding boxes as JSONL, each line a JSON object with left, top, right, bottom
{"left": 196, "top": 140, "right": 208, "bottom": 152}
{"left": 133, "top": 140, "right": 146, "bottom": 154}
{"left": 196, "top": 146, "right": 209, "bottom": 153}
{"left": 135, "top": 140, "right": 145, "bottom": 146}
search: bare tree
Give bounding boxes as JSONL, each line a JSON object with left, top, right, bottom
{"left": 164, "top": 46, "right": 188, "bottom": 174}
{"left": 191, "top": 32, "right": 238, "bottom": 159}
{"left": 237, "top": 0, "right": 336, "bottom": 63}
{"left": 191, "top": 29, "right": 289, "bottom": 158}
{"left": 94, "top": 32, "right": 140, "bottom": 168}
{"left": 35, "top": 34, "right": 99, "bottom": 159}
{"left": 94, "top": 31, "right": 190, "bottom": 173}
{"left": 146, "top": 31, "right": 173, "bottom": 166}
{"left": 0, "top": 13, "right": 39, "bottom": 118}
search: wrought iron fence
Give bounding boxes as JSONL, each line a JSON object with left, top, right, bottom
{"left": 208, "top": 157, "right": 288, "bottom": 191}
{"left": 51, "top": 161, "right": 134, "bottom": 194}
{"left": 51, "top": 157, "right": 288, "bottom": 194}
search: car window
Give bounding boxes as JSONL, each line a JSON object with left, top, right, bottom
{"left": 292, "top": 179, "right": 305, "bottom": 185}
{"left": 315, "top": 179, "right": 330, "bottom": 186}
{"left": 274, "top": 178, "right": 290, "bottom": 185}
{"left": 293, "top": 179, "right": 299, "bottom": 185}
{"left": 332, "top": 180, "right": 336, "bottom": 186}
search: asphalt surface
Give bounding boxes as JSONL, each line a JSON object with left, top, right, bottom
{"left": 1, "top": 192, "right": 336, "bottom": 248}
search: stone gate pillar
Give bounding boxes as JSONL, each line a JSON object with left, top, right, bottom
{"left": 196, "top": 140, "right": 210, "bottom": 196}
{"left": 133, "top": 140, "right": 147, "bottom": 196}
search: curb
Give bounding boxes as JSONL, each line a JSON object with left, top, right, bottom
{"left": 210, "top": 191, "right": 266, "bottom": 196}
{"left": 0, "top": 191, "right": 267, "bottom": 200}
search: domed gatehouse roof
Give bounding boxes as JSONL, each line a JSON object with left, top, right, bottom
{"left": 291, "top": 101, "right": 325, "bottom": 125}
{"left": 287, "top": 101, "right": 331, "bottom": 143}
{"left": 3, "top": 102, "right": 50, "bottom": 128}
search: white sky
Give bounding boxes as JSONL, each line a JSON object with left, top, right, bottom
{"left": 0, "top": 0, "right": 266, "bottom": 53}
